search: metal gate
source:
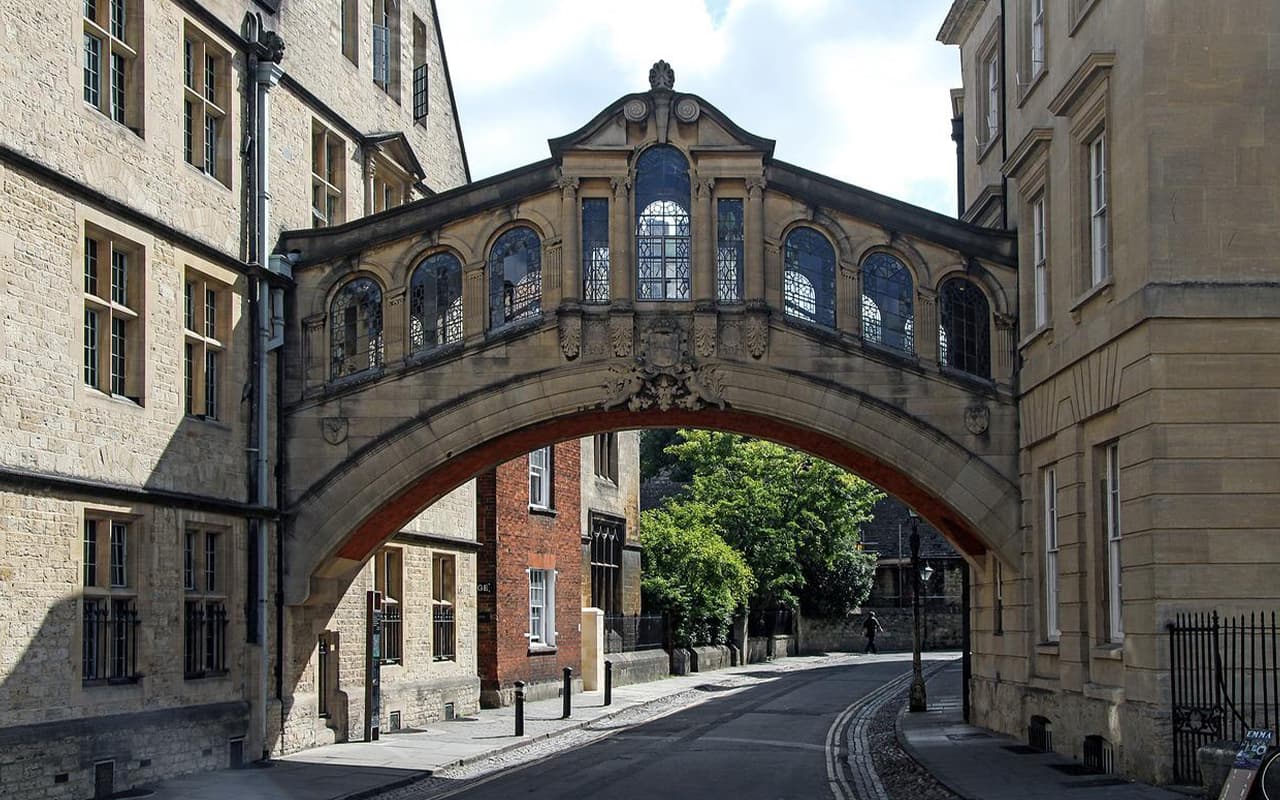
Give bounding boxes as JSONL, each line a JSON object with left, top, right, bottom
{"left": 1169, "top": 611, "right": 1280, "bottom": 785}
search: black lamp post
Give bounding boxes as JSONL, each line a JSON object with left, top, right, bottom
{"left": 908, "top": 509, "right": 928, "bottom": 712}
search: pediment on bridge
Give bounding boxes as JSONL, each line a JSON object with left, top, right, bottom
{"left": 547, "top": 59, "right": 775, "bottom": 161}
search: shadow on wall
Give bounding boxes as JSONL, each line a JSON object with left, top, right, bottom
{"left": 0, "top": 594, "right": 249, "bottom": 799}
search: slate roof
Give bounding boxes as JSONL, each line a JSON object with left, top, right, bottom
{"left": 859, "top": 497, "right": 960, "bottom": 561}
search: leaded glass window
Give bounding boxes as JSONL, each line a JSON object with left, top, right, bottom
{"left": 861, "top": 252, "right": 914, "bottom": 353}
{"left": 582, "top": 198, "right": 610, "bottom": 303}
{"left": 635, "top": 146, "right": 691, "bottom": 301}
{"left": 783, "top": 227, "right": 835, "bottom": 327}
{"left": 409, "top": 252, "right": 463, "bottom": 353}
{"left": 489, "top": 227, "right": 542, "bottom": 329}
{"left": 939, "top": 278, "right": 990, "bottom": 378}
{"left": 716, "top": 199, "right": 744, "bottom": 303}
{"left": 330, "top": 277, "right": 384, "bottom": 379}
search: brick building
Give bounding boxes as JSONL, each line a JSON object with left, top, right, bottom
{"left": 475, "top": 432, "right": 641, "bottom": 706}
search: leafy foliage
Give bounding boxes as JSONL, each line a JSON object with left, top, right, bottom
{"left": 640, "top": 502, "right": 755, "bottom": 647}
{"left": 661, "top": 430, "right": 882, "bottom": 616}
{"left": 639, "top": 428, "right": 691, "bottom": 482}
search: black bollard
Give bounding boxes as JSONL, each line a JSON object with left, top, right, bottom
{"left": 604, "top": 660, "right": 613, "bottom": 706}
{"left": 562, "top": 667, "right": 573, "bottom": 719}
{"left": 514, "top": 681, "right": 525, "bottom": 736}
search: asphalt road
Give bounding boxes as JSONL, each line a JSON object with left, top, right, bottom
{"left": 430, "top": 660, "right": 912, "bottom": 800}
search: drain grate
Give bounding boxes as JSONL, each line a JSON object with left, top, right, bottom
{"left": 1003, "top": 745, "right": 1042, "bottom": 755}
{"left": 1049, "top": 764, "right": 1098, "bottom": 776}
{"left": 1064, "top": 778, "right": 1129, "bottom": 789}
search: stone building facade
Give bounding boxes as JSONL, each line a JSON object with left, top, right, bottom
{"left": 939, "top": 0, "right": 1280, "bottom": 782}
{"left": 580, "top": 431, "right": 643, "bottom": 619}
{"left": 0, "top": 0, "right": 468, "bottom": 796}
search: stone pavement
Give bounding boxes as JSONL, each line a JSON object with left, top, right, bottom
{"left": 898, "top": 660, "right": 1186, "bottom": 799}
{"left": 149, "top": 651, "right": 923, "bottom": 800}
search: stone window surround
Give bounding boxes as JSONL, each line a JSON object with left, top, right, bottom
{"left": 311, "top": 121, "right": 347, "bottom": 228}
{"left": 1041, "top": 464, "right": 1060, "bottom": 643}
{"left": 1005, "top": 127, "right": 1053, "bottom": 345}
{"left": 182, "top": 265, "right": 231, "bottom": 422}
{"left": 340, "top": 0, "right": 358, "bottom": 66}
{"left": 372, "top": 0, "right": 400, "bottom": 102}
{"left": 593, "top": 433, "right": 618, "bottom": 485}
{"left": 1101, "top": 441, "right": 1123, "bottom": 644}
{"left": 82, "top": 221, "right": 147, "bottom": 406}
{"left": 82, "top": 0, "right": 144, "bottom": 135}
{"left": 80, "top": 505, "right": 144, "bottom": 687}
{"left": 182, "top": 524, "right": 229, "bottom": 679}
{"left": 974, "top": 19, "right": 1002, "bottom": 163}
{"left": 1014, "top": 0, "right": 1049, "bottom": 107}
{"left": 181, "top": 20, "right": 232, "bottom": 188}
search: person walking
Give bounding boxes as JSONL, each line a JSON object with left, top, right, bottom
{"left": 862, "top": 611, "right": 884, "bottom": 654}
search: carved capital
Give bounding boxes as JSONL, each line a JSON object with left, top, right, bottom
{"left": 558, "top": 175, "right": 580, "bottom": 196}
{"left": 610, "top": 175, "right": 632, "bottom": 198}
{"left": 695, "top": 176, "right": 716, "bottom": 199}
{"left": 745, "top": 176, "right": 767, "bottom": 197}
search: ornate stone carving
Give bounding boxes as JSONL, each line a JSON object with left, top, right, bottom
{"left": 649, "top": 60, "right": 675, "bottom": 91}
{"left": 609, "top": 315, "right": 633, "bottom": 357}
{"left": 720, "top": 319, "right": 742, "bottom": 358}
{"left": 745, "top": 313, "right": 769, "bottom": 359}
{"left": 584, "top": 318, "right": 609, "bottom": 357}
{"left": 745, "top": 175, "right": 767, "bottom": 196}
{"left": 321, "top": 417, "right": 349, "bottom": 446}
{"left": 602, "top": 318, "right": 725, "bottom": 412}
{"left": 694, "top": 176, "right": 715, "bottom": 198}
{"left": 559, "top": 315, "right": 581, "bottom": 361}
{"left": 623, "top": 98, "right": 649, "bottom": 122}
{"left": 610, "top": 175, "right": 632, "bottom": 197}
{"left": 964, "top": 404, "right": 991, "bottom": 436}
{"left": 694, "top": 313, "right": 717, "bottom": 359}
{"left": 557, "top": 175, "right": 580, "bottom": 195}
{"left": 674, "top": 96, "right": 701, "bottom": 123}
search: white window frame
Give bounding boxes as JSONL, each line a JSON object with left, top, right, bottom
{"left": 984, "top": 52, "right": 1000, "bottom": 143}
{"left": 529, "top": 446, "right": 552, "bottom": 509}
{"left": 1030, "top": 0, "right": 1045, "bottom": 77}
{"left": 1044, "top": 466, "right": 1060, "bottom": 641}
{"left": 1032, "top": 195, "right": 1048, "bottom": 328}
{"left": 1105, "top": 444, "right": 1123, "bottom": 642}
{"left": 1089, "top": 132, "right": 1109, "bottom": 285}
{"left": 527, "top": 568, "right": 556, "bottom": 647}
{"left": 311, "top": 122, "right": 346, "bottom": 228}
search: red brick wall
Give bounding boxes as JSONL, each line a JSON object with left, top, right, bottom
{"left": 475, "top": 440, "right": 582, "bottom": 698}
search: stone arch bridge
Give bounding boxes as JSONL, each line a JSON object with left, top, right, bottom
{"left": 276, "top": 65, "right": 1020, "bottom": 607}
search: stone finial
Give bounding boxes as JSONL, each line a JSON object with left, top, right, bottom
{"left": 649, "top": 60, "right": 675, "bottom": 91}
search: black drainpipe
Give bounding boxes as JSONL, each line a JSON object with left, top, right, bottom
{"left": 951, "top": 116, "right": 965, "bottom": 218}
{"left": 999, "top": 0, "right": 1009, "bottom": 230}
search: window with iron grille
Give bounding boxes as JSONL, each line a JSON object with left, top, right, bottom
{"left": 374, "top": 548, "right": 402, "bottom": 664}
{"left": 311, "top": 122, "right": 346, "bottom": 227}
{"left": 589, "top": 514, "right": 624, "bottom": 616}
{"left": 582, "top": 198, "right": 611, "bottom": 303}
{"left": 783, "top": 227, "right": 836, "bottom": 327}
{"left": 83, "top": 516, "right": 140, "bottom": 683}
{"left": 182, "top": 24, "right": 230, "bottom": 186}
{"left": 860, "top": 252, "right": 914, "bottom": 352}
{"left": 938, "top": 278, "right": 991, "bottom": 378}
{"left": 432, "top": 554, "right": 455, "bottom": 661}
{"left": 184, "top": 527, "right": 228, "bottom": 678}
{"left": 488, "top": 226, "right": 542, "bottom": 329}
{"left": 83, "top": 0, "right": 141, "bottom": 134}
{"left": 716, "top": 199, "right": 744, "bottom": 303}
{"left": 183, "top": 270, "right": 226, "bottom": 419}
{"left": 330, "top": 277, "right": 384, "bottom": 380}
{"left": 634, "top": 146, "right": 691, "bottom": 301}
{"left": 409, "top": 252, "right": 463, "bottom": 354}
{"left": 83, "top": 227, "right": 144, "bottom": 404}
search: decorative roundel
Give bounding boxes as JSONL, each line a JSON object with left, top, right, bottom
{"left": 674, "top": 97, "right": 701, "bottom": 123}
{"left": 623, "top": 99, "right": 649, "bottom": 122}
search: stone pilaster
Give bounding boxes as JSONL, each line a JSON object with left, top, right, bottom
{"left": 462, "top": 261, "right": 486, "bottom": 344}
{"left": 610, "top": 176, "right": 633, "bottom": 304}
{"left": 693, "top": 175, "right": 715, "bottom": 305}
{"left": 558, "top": 176, "right": 580, "bottom": 304}
{"left": 744, "top": 176, "right": 766, "bottom": 305}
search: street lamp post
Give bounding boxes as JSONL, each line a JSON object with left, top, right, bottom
{"left": 908, "top": 510, "right": 928, "bottom": 712}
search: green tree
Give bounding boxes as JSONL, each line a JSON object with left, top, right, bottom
{"left": 664, "top": 430, "right": 882, "bottom": 616}
{"left": 640, "top": 502, "right": 755, "bottom": 647}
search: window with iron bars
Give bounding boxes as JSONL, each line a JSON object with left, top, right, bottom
{"left": 589, "top": 513, "right": 625, "bottom": 617}
{"left": 83, "top": 517, "right": 140, "bottom": 683}
{"left": 184, "top": 527, "right": 228, "bottom": 678}
{"left": 375, "top": 547, "right": 403, "bottom": 664}
{"left": 432, "top": 554, "right": 455, "bottom": 661}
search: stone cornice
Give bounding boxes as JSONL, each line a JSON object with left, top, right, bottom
{"left": 1047, "top": 52, "right": 1116, "bottom": 117}
{"left": 937, "top": 0, "right": 988, "bottom": 45}
{"left": 1002, "top": 127, "right": 1054, "bottom": 180}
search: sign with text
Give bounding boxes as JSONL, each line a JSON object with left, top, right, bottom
{"left": 1219, "top": 729, "right": 1275, "bottom": 800}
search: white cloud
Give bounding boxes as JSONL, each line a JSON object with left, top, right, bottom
{"left": 438, "top": 1, "right": 958, "bottom": 214}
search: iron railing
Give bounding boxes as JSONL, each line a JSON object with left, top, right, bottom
{"left": 183, "top": 600, "right": 228, "bottom": 678}
{"left": 83, "top": 598, "right": 139, "bottom": 683}
{"left": 604, "top": 613, "right": 667, "bottom": 653}
{"left": 1169, "top": 610, "right": 1280, "bottom": 784}
{"left": 433, "top": 605, "right": 455, "bottom": 661}
{"left": 381, "top": 603, "right": 402, "bottom": 665}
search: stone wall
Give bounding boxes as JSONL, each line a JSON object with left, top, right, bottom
{"left": 799, "top": 608, "right": 963, "bottom": 654}
{"left": 605, "top": 650, "right": 671, "bottom": 688}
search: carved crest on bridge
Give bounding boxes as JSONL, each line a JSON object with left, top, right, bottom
{"left": 601, "top": 317, "right": 725, "bottom": 412}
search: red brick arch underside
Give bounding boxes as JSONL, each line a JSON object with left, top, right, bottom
{"left": 334, "top": 406, "right": 989, "bottom": 568}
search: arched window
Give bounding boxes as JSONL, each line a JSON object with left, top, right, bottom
{"left": 939, "top": 278, "right": 991, "bottom": 378}
{"left": 861, "top": 252, "right": 914, "bottom": 352}
{"left": 488, "top": 226, "right": 542, "bottom": 329}
{"left": 409, "top": 252, "right": 463, "bottom": 353}
{"left": 330, "top": 277, "right": 383, "bottom": 379}
{"left": 634, "top": 146, "right": 691, "bottom": 301}
{"left": 783, "top": 227, "right": 835, "bottom": 327}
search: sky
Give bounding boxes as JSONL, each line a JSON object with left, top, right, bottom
{"left": 436, "top": 0, "right": 961, "bottom": 216}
